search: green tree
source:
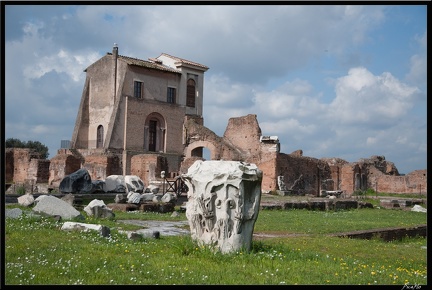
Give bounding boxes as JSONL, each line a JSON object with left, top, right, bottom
{"left": 5, "top": 138, "right": 49, "bottom": 159}
{"left": 5, "top": 138, "right": 24, "bottom": 148}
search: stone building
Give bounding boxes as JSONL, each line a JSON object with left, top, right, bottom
{"left": 62, "top": 45, "right": 209, "bottom": 185}
{"left": 4, "top": 46, "right": 427, "bottom": 196}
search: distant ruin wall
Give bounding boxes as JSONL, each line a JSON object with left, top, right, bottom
{"left": 180, "top": 157, "right": 203, "bottom": 175}
{"left": 339, "top": 164, "right": 357, "bottom": 195}
{"left": 4, "top": 113, "right": 428, "bottom": 197}
{"left": 28, "top": 159, "right": 50, "bottom": 183}
{"left": 223, "top": 114, "right": 262, "bottom": 160}
{"left": 49, "top": 149, "right": 82, "bottom": 187}
{"left": 257, "top": 158, "right": 278, "bottom": 191}
{"left": 275, "top": 153, "right": 332, "bottom": 196}
{"left": 5, "top": 148, "right": 44, "bottom": 183}
{"left": 373, "top": 169, "right": 427, "bottom": 195}
{"left": 82, "top": 154, "right": 121, "bottom": 181}
{"left": 5, "top": 149, "right": 14, "bottom": 183}
{"left": 131, "top": 154, "right": 168, "bottom": 187}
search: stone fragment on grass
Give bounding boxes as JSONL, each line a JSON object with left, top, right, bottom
{"left": 32, "top": 195, "right": 84, "bottom": 220}
{"left": 61, "top": 221, "right": 111, "bottom": 237}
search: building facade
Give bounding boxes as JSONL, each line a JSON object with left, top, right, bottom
{"left": 70, "top": 45, "right": 208, "bottom": 178}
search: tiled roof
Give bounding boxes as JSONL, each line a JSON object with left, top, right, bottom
{"left": 160, "top": 53, "right": 209, "bottom": 70}
{"left": 107, "top": 53, "right": 181, "bottom": 74}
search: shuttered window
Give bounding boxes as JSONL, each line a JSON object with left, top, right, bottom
{"left": 186, "top": 79, "right": 196, "bottom": 107}
{"left": 167, "top": 87, "right": 176, "bottom": 104}
{"left": 134, "top": 81, "right": 143, "bottom": 98}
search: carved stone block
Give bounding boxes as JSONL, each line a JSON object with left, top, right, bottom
{"left": 182, "top": 160, "right": 262, "bottom": 253}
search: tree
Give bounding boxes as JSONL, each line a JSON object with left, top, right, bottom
{"left": 5, "top": 138, "right": 49, "bottom": 159}
{"left": 5, "top": 138, "right": 24, "bottom": 148}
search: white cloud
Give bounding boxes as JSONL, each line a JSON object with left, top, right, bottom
{"left": 329, "top": 67, "right": 419, "bottom": 124}
{"left": 205, "top": 74, "right": 256, "bottom": 108}
{"left": 395, "top": 136, "right": 407, "bottom": 145}
{"left": 23, "top": 49, "right": 99, "bottom": 82}
{"left": 260, "top": 118, "right": 316, "bottom": 137}
{"left": 253, "top": 79, "right": 320, "bottom": 118}
{"left": 366, "top": 136, "right": 377, "bottom": 146}
{"left": 405, "top": 31, "right": 427, "bottom": 85}
{"left": 32, "top": 125, "right": 51, "bottom": 135}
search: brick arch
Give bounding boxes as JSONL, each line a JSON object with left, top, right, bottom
{"left": 184, "top": 140, "right": 220, "bottom": 160}
{"left": 144, "top": 112, "right": 166, "bottom": 152}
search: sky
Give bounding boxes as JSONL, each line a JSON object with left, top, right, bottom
{"left": 3, "top": 4, "right": 427, "bottom": 175}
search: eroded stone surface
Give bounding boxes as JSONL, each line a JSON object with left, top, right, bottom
{"left": 182, "top": 160, "right": 262, "bottom": 253}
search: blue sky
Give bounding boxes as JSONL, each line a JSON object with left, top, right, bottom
{"left": 3, "top": 4, "right": 427, "bottom": 174}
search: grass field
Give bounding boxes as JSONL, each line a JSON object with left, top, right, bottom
{"left": 4, "top": 196, "right": 427, "bottom": 285}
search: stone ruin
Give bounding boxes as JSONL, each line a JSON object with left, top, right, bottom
{"left": 182, "top": 160, "right": 262, "bottom": 253}
{"left": 12, "top": 167, "right": 179, "bottom": 214}
{"left": 7, "top": 160, "right": 265, "bottom": 251}
{"left": 6, "top": 159, "right": 427, "bottom": 248}
{"left": 4, "top": 114, "right": 428, "bottom": 199}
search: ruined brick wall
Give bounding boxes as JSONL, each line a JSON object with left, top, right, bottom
{"left": 6, "top": 148, "right": 42, "bottom": 183}
{"left": 179, "top": 157, "right": 203, "bottom": 175}
{"left": 28, "top": 159, "right": 50, "bottom": 183}
{"left": 254, "top": 141, "right": 279, "bottom": 191}
{"left": 106, "top": 153, "right": 122, "bottom": 176}
{"left": 5, "top": 149, "right": 14, "bottom": 183}
{"left": 335, "top": 160, "right": 427, "bottom": 195}
{"left": 327, "top": 165, "right": 341, "bottom": 191}
{"left": 223, "top": 114, "right": 262, "bottom": 160}
{"left": 339, "top": 164, "right": 356, "bottom": 195}
{"left": 338, "top": 163, "right": 369, "bottom": 195}
{"left": 48, "top": 149, "right": 81, "bottom": 187}
{"left": 359, "top": 155, "right": 399, "bottom": 175}
{"left": 184, "top": 118, "right": 242, "bottom": 161}
{"left": 321, "top": 158, "right": 349, "bottom": 192}
{"left": 373, "top": 169, "right": 427, "bottom": 195}
{"left": 275, "top": 153, "right": 332, "bottom": 196}
{"left": 164, "top": 153, "right": 183, "bottom": 177}
{"left": 130, "top": 154, "right": 168, "bottom": 187}
{"left": 83, "top": 154, "right": 118, "bottom": 181}
{"left": 257, "top": 158, "right": 278, "bottom": 191}
{"left": 185, "top": 115, "right": 204, "bottom": 126}
{"left": 8, "top": 113, "right": 426, "bottom": 196}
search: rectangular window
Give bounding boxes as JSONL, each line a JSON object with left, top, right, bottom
{"left": 167, "top": 87, "right": 176, "bottom": 104}
{"left": 134, "top": 81, "right": 143, "bottom": 98}
{"left": 186, "top": 79, "right": 196, "bottom": 107}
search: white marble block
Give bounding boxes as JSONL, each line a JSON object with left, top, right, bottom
{"left": 182, "top": 160, "right": 262, "bottom": 254}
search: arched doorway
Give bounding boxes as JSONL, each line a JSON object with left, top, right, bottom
{"left": 144, "top": 113, "right": 166, "bottom": 152}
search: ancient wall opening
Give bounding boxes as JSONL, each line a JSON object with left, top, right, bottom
{"left": 184, "top": 140, "right": 219, "bottom": 160}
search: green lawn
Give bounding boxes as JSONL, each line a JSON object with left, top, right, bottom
{"left": 4, "top": 201, "right": 427, "bottom": 285}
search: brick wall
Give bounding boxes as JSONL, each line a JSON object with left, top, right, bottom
{"left": 130, "top": 154, "right": 168, "bottom": 187}
{"left": 48, "top": 150, "right": 81, "bottom": 187}
{"left": 28, "top": 159, "right": 50, "bottom": 183}
{"left": 5, "top": 149, "right": 14, "bottom": 183}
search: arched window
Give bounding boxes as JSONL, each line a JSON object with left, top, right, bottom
{"left": 97, "top": 125, "right": 104, "bottom": 148}
{"left": 186, "top": 79, "right": 196, "bottom": 107}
